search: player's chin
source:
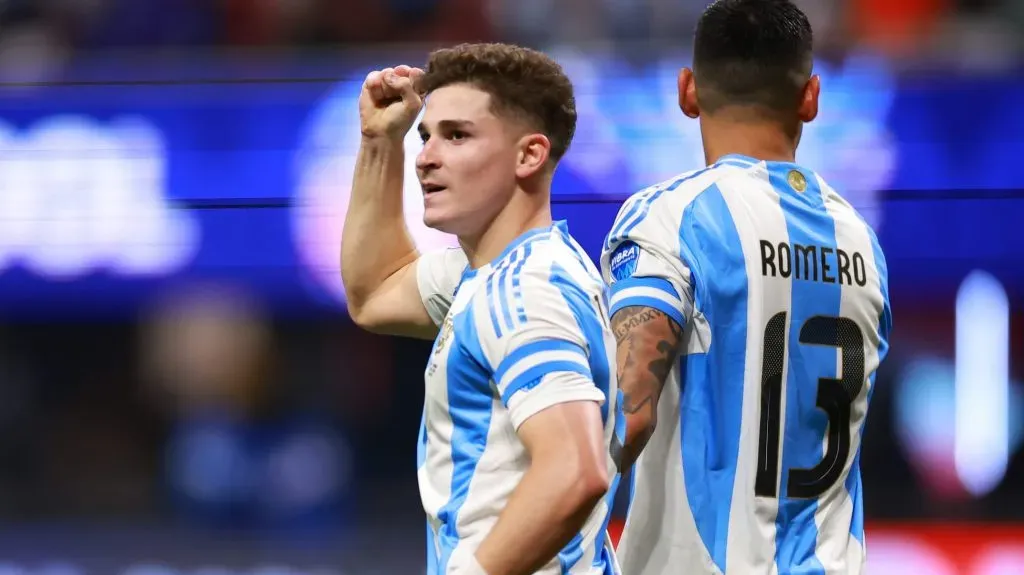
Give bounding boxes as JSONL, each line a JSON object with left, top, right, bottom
{"left": 422, "top": 206, "right": 458, "bottom": 234}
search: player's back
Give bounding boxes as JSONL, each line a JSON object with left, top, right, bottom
{"left": 610, "top": 154, "right": 892, "bottom": 575}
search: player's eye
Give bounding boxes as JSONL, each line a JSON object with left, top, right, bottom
{"left": 448, "top": 130, "right": 467, "bottom": 141}
{"left": 419, "top": 132, "right": 430, "bottom": 143}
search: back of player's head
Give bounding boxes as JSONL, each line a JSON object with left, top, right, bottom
{"left": 693, "top": 0, "right": 813, "bottom": 117}
{"left": 419, "top": 43, "right": 577, "bottom": 162}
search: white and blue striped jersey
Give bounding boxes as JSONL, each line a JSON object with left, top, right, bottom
{"left": 415, "top": 220, "right": 624, "bottom": 575}
{"left": 601, "top": 154, "right": 892, "bottom": 575}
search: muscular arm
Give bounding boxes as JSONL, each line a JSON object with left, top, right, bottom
{"left": 340, "top": 137, "right": 437, "bottom": 340}
{"left": 612, "top": 306, "right": 684, "bottom": 471}
{"left": 474, "top": 400, "right": 610, "bottom": 575}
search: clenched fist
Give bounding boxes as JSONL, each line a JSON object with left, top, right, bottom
{"left": 359, "top": 65, "right": 425, "bottom": 140}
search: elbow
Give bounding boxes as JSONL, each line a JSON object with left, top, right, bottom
{"left": 624, "top": 412, "right": 656, "bottom": 452}
{"left": 564, "top": 454, "right": 611, "bottom": 512}
{"left": 579, "top": 462, "right": 611, "bottom": 506}
{"left": 618, "top": 413, "right": 657, "bottom": 470}
{"left": 345, "top": 297, "right": 381, "bottom": 333}
{"left": 346, "top": 303, "right": 388, "bottom": 334}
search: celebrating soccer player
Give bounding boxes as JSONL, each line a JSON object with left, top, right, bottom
{"left": 341, "top": 44, "right": 622, "bottom": 575}
{"left": 603, "top": 1, "right": 892, "bottom": 573}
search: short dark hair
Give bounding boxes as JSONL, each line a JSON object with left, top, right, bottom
{"left": 419, "top": 43, "right": 577, "bottom": 162}
{"left": 693, "top": 0, "right": 813, "bottom": 116}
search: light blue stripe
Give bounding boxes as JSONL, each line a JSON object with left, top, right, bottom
{"left": 593, "top": 389, "right": 625, "bottom": 569}
{"left": 512, "top": 243, "right": 532, "bottom": 323}
{"left": 500, "top": 360, "right": 593, "bottom": 405}
{"left": 771, "top": 163, "right": 834, "bottom": 575}
{"left": 486, "top": 268, "right": 504, "bottom": 338}
{"left": 417, "top": 405, "right": 427, "bottom": 468}
{"left": 498, "top": 250, "right": 518, "bottom": 332}
{"left": 550, "top": 262, "right": 619, "bottom": 574}
{"left": 609, "top": 276, "right": 680, "bottom": 299}
{"left": 678, "top": 185, "right": 747, "bottom": 573}
{"left": 437, "top": 305, "right": 493, "bottom": 572}
{"left": 558, "top": 533, "right": 585, "bottom": 573}
{"left": 494, "top": 338, "right": 589, "bottom": 387}
{"left": 848, "top": 218, "right": 892, "bottom": 544}
{"left": 609, "top": 295, "right": 685, "bottom": 329}
{"left": 604, "top": 165, "right": 717, "bottom": 251}
{"left": 618, "top": 166, "right": 717, "bottom": 241}
{"left": 487, "top": 251, "right": 522, "bottom": 338}
{"left": 605, "top": 195, "right": 647, "bottom": 251}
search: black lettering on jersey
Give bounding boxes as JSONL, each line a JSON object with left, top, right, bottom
{"left": 837, "top": 249, "right": 852, "bottom": 285}
{"left": 794, "top": 244, "right": 817, "bottom": 282}
{"left": 820, "top": 247, "right": 836, "bottom": 284}
{"left": 760, "top": 240, "right": 777, "bottom": 277}
{"left": 761, "top": 241, "right": 867, "bottom": 287}
{"left": 852, "top": 252, "right": 868, "bottom": 286}
{"left": 777, "top": 243, "right": 791, "bottom": 278}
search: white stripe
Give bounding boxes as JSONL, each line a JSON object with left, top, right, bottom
{"left": 447, "top": 398, "right": 524, "bottom": 572}
{"left": 497, "top": 349, "right": 590, "bottom": 392}
{"left": 502, "top": 250, "right": 520, "bottom": 330}
{"left": 613, "top": 164, "right": 736, "bottom": 242}
{"left": 814, "top": 175, "right": 880, "bottom": 575}
{"left": 718, "top": 164, "right": 790, "bottom": 574}
{"left": 610, "top": 285, "right": 682, "bottom": 311}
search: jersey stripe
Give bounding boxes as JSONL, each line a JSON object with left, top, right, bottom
{"left": 605, "top": 164, "right": 717, "bottom": 251}
{"left": 511, "top": 243, "right": 532, "bottom": 323}
{"left": 679, "top": 184, "right": 749, "bottom": 573}
{"left": 770, "top": 163, "right": 836, "bottom": 575}
{"left": 609, "top": 276, "right": 685, "bottom": 326}
{"left": 550, "top": 261, "right": 622, "bottom": 570}
{"left": 437, "top": 306, "right": 493, "bottom": 572}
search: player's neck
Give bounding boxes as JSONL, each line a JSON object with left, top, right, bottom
{"left": 460, "top": 192, "right": 552, "bottom": 270}
{"left": 700, "top": 115, "right": 798, "bottom": 165}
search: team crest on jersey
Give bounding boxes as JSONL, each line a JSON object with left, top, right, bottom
{"left": 788, "top": 169, "right": 807, "bottom": 193}
{"left": 610, "top": 241, "right": 640, "bottom": 281}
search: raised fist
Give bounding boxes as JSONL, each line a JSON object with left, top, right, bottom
{"left": 358, "top": 65, "right": 425, "bottom": 140}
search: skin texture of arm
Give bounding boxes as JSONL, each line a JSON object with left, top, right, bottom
{"left": 473, "top": 400, "right": 610, "bottom": 575}
{"left": 611, "top": 305, "right": 683, "bottom": 471}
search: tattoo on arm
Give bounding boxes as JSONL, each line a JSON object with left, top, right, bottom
{"left": 611, "top": 306, "right": 684, "bottom": 470}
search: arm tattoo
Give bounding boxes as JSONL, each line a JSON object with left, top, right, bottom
{"left": 611, "top": 306, "right": 684, "bottom": 470}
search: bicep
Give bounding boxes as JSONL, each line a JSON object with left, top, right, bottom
{"left": 516, "top": 396, "right": 605, "bottom": 463}
{"left": 352, "top": 260, "right": 440, "bottom": 340}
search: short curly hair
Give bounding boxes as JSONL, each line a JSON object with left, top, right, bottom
{"left": 419, "top": 43, "right": 577, "bottom": 162}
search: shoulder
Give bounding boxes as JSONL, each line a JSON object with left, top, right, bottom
{"left": 611, "top": 162, "right": 759, "bottom": 237}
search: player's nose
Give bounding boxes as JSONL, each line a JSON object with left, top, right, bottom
{"left": 415, "top": 139, "right": 441, "bottom": 172}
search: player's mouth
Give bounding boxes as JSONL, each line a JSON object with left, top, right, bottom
{"left": 422, "top": 183, "right": 447, "bottom": 195}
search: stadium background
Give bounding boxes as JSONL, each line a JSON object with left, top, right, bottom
{"left": 0, "top": 0, "right": 1022, "bottom": 573}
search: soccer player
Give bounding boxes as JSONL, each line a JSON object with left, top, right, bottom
{"left": 602, "top": 1, "right": 892, "bottom": 574}
{"left": 341, "top": 44, "right": 622, "bottom": 575}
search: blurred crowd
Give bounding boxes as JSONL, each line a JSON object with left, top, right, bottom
{"left": 0, "top": 0, "right": 1022, "bottom": 66}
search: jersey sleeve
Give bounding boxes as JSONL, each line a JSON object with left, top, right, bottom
{"left": 478, "top": 263, "right": 607, "bottom": 431}
{"left": 601, "top": 196, "right": 695, "bottom": 328}
{"left": 416, "top": 247, "right": 469, "bottom": 327}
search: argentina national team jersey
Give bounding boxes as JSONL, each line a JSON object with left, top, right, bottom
{"left": 415, "top": 221, "right": 624, "bottom": 575}
{"left": 601, "top": 155, "right": 892, "bottom": 575}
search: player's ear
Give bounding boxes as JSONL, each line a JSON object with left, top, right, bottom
{"left": 799, "top": 74, "right": 820, "bottom": 123}
{"left": 516, "top": 133, "right": 551, "bottom": 180}
{"left": 678, "top": 68, "right": 700, "bottom": 119}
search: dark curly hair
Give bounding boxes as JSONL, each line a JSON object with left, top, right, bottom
{"left": 419, "top": 43, "right": 577, "bottom": 162}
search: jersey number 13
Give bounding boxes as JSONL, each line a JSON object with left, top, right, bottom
{"left": 754, "top": 312, "right": 866, "bottom": 500}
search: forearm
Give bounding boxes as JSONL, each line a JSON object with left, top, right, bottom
{"left": 340, "top": 136, "right": 419, "bottom": 311}
{"left": 612, "top": 306, "right": 683, "bottom": 471}
{"left": 474, "top": 458, "right": 605, "bottom": 575}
